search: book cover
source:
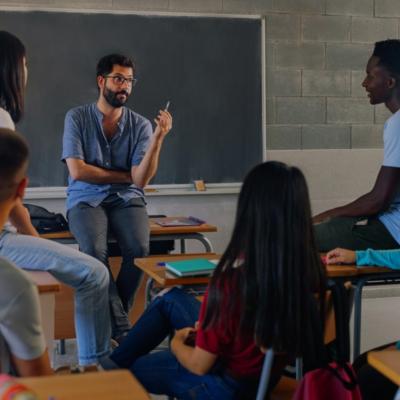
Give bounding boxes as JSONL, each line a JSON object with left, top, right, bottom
{"left": 165, "top": 258, "right": 218, "bottom": 277}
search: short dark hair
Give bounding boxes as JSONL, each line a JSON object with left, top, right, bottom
{"left": 0, "top": 31, "right": 26, "bottom": 123}
{"left": 0, "top": 128, "right": 29, "bottom": 201}
{"left": 96, "top": 54, "right": 135, "bottom": 77}
{"left": 373, "top": 39, "right": 400, "bottom": 76}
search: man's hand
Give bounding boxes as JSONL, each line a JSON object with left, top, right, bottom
{"left": 153, "top": 110, "right": 172, "bottom": 140}
{"left": 326, "top": 248, "right": 356, "bottom": 265}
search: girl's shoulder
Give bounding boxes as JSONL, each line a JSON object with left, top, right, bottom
{"left": 0, "top": 108, "right": 15, "bottom": 130}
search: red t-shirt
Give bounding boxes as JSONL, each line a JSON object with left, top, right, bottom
{"left": 195, "top": 282, "right": 264, "bottom": 378}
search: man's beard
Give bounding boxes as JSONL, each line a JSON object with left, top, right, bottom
{"left": 103, "top": 86, "right": 129, "bottom": 108}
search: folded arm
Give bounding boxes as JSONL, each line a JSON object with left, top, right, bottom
{"left": 65, "top": 158, "right": 132, "bottom": 184}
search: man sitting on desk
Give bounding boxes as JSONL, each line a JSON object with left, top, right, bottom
{"left": 62, "top": 54, "right": 172, "bottom": 339}
{"left": 314, "top": 39, "right": 400, "bottom": 252}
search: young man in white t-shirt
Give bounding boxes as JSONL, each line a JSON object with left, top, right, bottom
{"left": 314, "top": 39, "right": 400, "bottom": 252}
{"left": 0, "top": 128, "right": 52, "bottom": 376}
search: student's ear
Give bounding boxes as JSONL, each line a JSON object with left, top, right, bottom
{"left": 15, "top": 177, "right": 28, "bottom": 200}
{"left": 388, "top": 76, "right": 397, "bottom": 89}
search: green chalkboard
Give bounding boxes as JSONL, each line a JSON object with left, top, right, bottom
{"left": 0, "top": 10, "right": 263, "bottom": 186}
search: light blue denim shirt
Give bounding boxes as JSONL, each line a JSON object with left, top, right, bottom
{"left": 62, "top": 103, "right": 152, "bottom": 211}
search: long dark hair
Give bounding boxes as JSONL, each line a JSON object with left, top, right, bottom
{"left": 202, "top": 161, "right": 326, "bottom": 356}
{"left": 0, "top": 31, "right": 26, "bottom": 123}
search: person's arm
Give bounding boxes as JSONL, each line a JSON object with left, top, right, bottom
{"left": 313, "top": 166, "right": 400, "bottom": 224}
{"left": 1, "top": 276, "right": 51, "bottom": 377}
{"left": 65, "top": 158, "right": 131, "bottom": 184}
{"left": 11, "top": 351, "right": 53, "bottom": 377}
{"left": 326, "top": 247, "right": 400, "bottom": 270}
{"left": 62, "top": 109, "right": 131, "bottom": 185}
{"left": 130, "top": 110, "right": 172, "bottom": 188}
{"left": 170, "top": 327, "right": 217, "bottom": 376}
{"left": 8, "top": 200, "right": 39, "bottom": 237}
{"left": 326, "top": 248, "right": 356, "bottom": 264}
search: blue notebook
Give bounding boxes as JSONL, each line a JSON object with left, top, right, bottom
{"left": 165, "top": 258, "right": 218, "bottom": 277}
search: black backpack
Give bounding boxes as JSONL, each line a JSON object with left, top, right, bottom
{"left": 24, "top": 204, "right": 69, "bottom": 233}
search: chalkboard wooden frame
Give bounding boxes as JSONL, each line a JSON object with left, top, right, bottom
{"left": 0, "top": 8, "right": 266, "bottom": 191}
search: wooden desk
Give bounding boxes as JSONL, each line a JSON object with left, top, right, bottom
{"left": 25, "top": 271, "right": 60, "bottom": 364}
{"left": 137, "top": 255, "right": 400, "bottom": 361}
{"left": 41, "top": 217, "right": 217, "bottom": 253}
{"left": 368, "top": 350, "right": 400, "bottom": 387}
{"left": 135, "top": 254, "right": 359, "bottom": 283}
{"left": 135, "top": 253, "right": 216, "bottom": 304}
{"left": 18, "top": 370, "right": 150, "bottom": 400}
{"left": 327, "top": 262, "right": 400, "bottom": 360}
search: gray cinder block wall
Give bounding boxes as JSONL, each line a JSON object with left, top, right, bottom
{"left": 3, "top": 0, "right": 397, "bottom": 150}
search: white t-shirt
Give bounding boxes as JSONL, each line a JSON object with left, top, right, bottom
{"left": 0, "top": 107, "right": 16, "bottom": 232}
{"left": 0, "top": 256, "right": 46, "bottom": 374}
{"left": 0, "top": 107, "right": 15, "bottom": 130}
{"left": 379, "top": 109, "right": 400, "bottom": 244}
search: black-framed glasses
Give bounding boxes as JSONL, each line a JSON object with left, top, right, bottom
{"left": 104, "top": 74, "right": 137, "bottom": 87}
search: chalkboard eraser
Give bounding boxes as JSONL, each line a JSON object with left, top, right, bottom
{"left": 144, "top": 187, "right": 158, "bottom": 193}
{"left": 193, "top": 180, "right": 206, "bottom": 191}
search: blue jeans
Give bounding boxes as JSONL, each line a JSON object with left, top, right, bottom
{"left": 103, "top": 288, "right": 242, "bottom": 399}
{"left": 0, "top": 230, "right": 111, "bottom": 365}
{"left": 68, "top": 195, "right": 149, "bottom": 338}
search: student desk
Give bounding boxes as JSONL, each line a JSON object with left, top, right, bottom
{"left": 135, "top": 253, "right": 217, "bottom": 304}
{"left": 136, "top": 255, "right": 400, "bottom": 361}
{"left": 368, "top": 350, "right": 400, "bottom": 399}
{"left": 18, "top": 370, "right": 150, "bottom": 400}
{"left": 325, "top": 262, "right": 400, "bottom": 360}
{"left": 41, "top": 217, "right": 217, "bottom": 253}
{"left": 25, "top": 271, "right": 61, "bottom": 363}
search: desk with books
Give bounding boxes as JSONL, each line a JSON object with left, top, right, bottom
{"left": 136, "top": 254, "right": 400, "bottom": 361}
{"left": 41, "top": 216, "right": 217, "bottom": 253}
{"left": 135, "top": 253, "right": 217, "bottom": 304}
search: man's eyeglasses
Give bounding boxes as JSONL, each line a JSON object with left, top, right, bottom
{"left": 104, "top": 75, "right": 138, "bottom": 87}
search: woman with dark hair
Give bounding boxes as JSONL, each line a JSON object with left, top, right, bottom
{"left": 102, "top": 161, "right": 326, "bottom": 399}
{"left": 0, "top": 31, "right": 115, "bottom": 369}
{"left": 0, "top": 31, "right": 26, "bottom": 127}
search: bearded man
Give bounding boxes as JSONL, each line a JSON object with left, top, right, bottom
{"left": 62, "top": 54, "right": 172, "bottom": 341}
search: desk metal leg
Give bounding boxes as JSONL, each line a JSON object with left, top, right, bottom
{"left": 150, "top": 233, "right": 214, "bottom": 253}
{"left": 353, "top": 277, "right": 369, "bottom": 360}
{"left": 145, "top": 278, "right": 154, "bottom": 308}
{"left": 295, "top": 358, "right": 303, "bottom": 380}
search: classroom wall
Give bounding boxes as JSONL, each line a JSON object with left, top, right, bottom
{"left": 8, "top": 0, "right": 400, "bottom": 352}
{"left": 12, "top": 0, "right": 395, "bottom": 251}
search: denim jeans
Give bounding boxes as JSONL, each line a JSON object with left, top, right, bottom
{"left": 68, "top": 194, "right": 149, "bottom": 338}
{"left": 0, "top": 230, "right": 111, "bottom": 365}
{"left": 103, "top": 288, "right": 242, "bottom": 399}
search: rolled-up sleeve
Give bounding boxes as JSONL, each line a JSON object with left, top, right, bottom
{"left": 62, "top": 109, "right": 84, "bottom": 162}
